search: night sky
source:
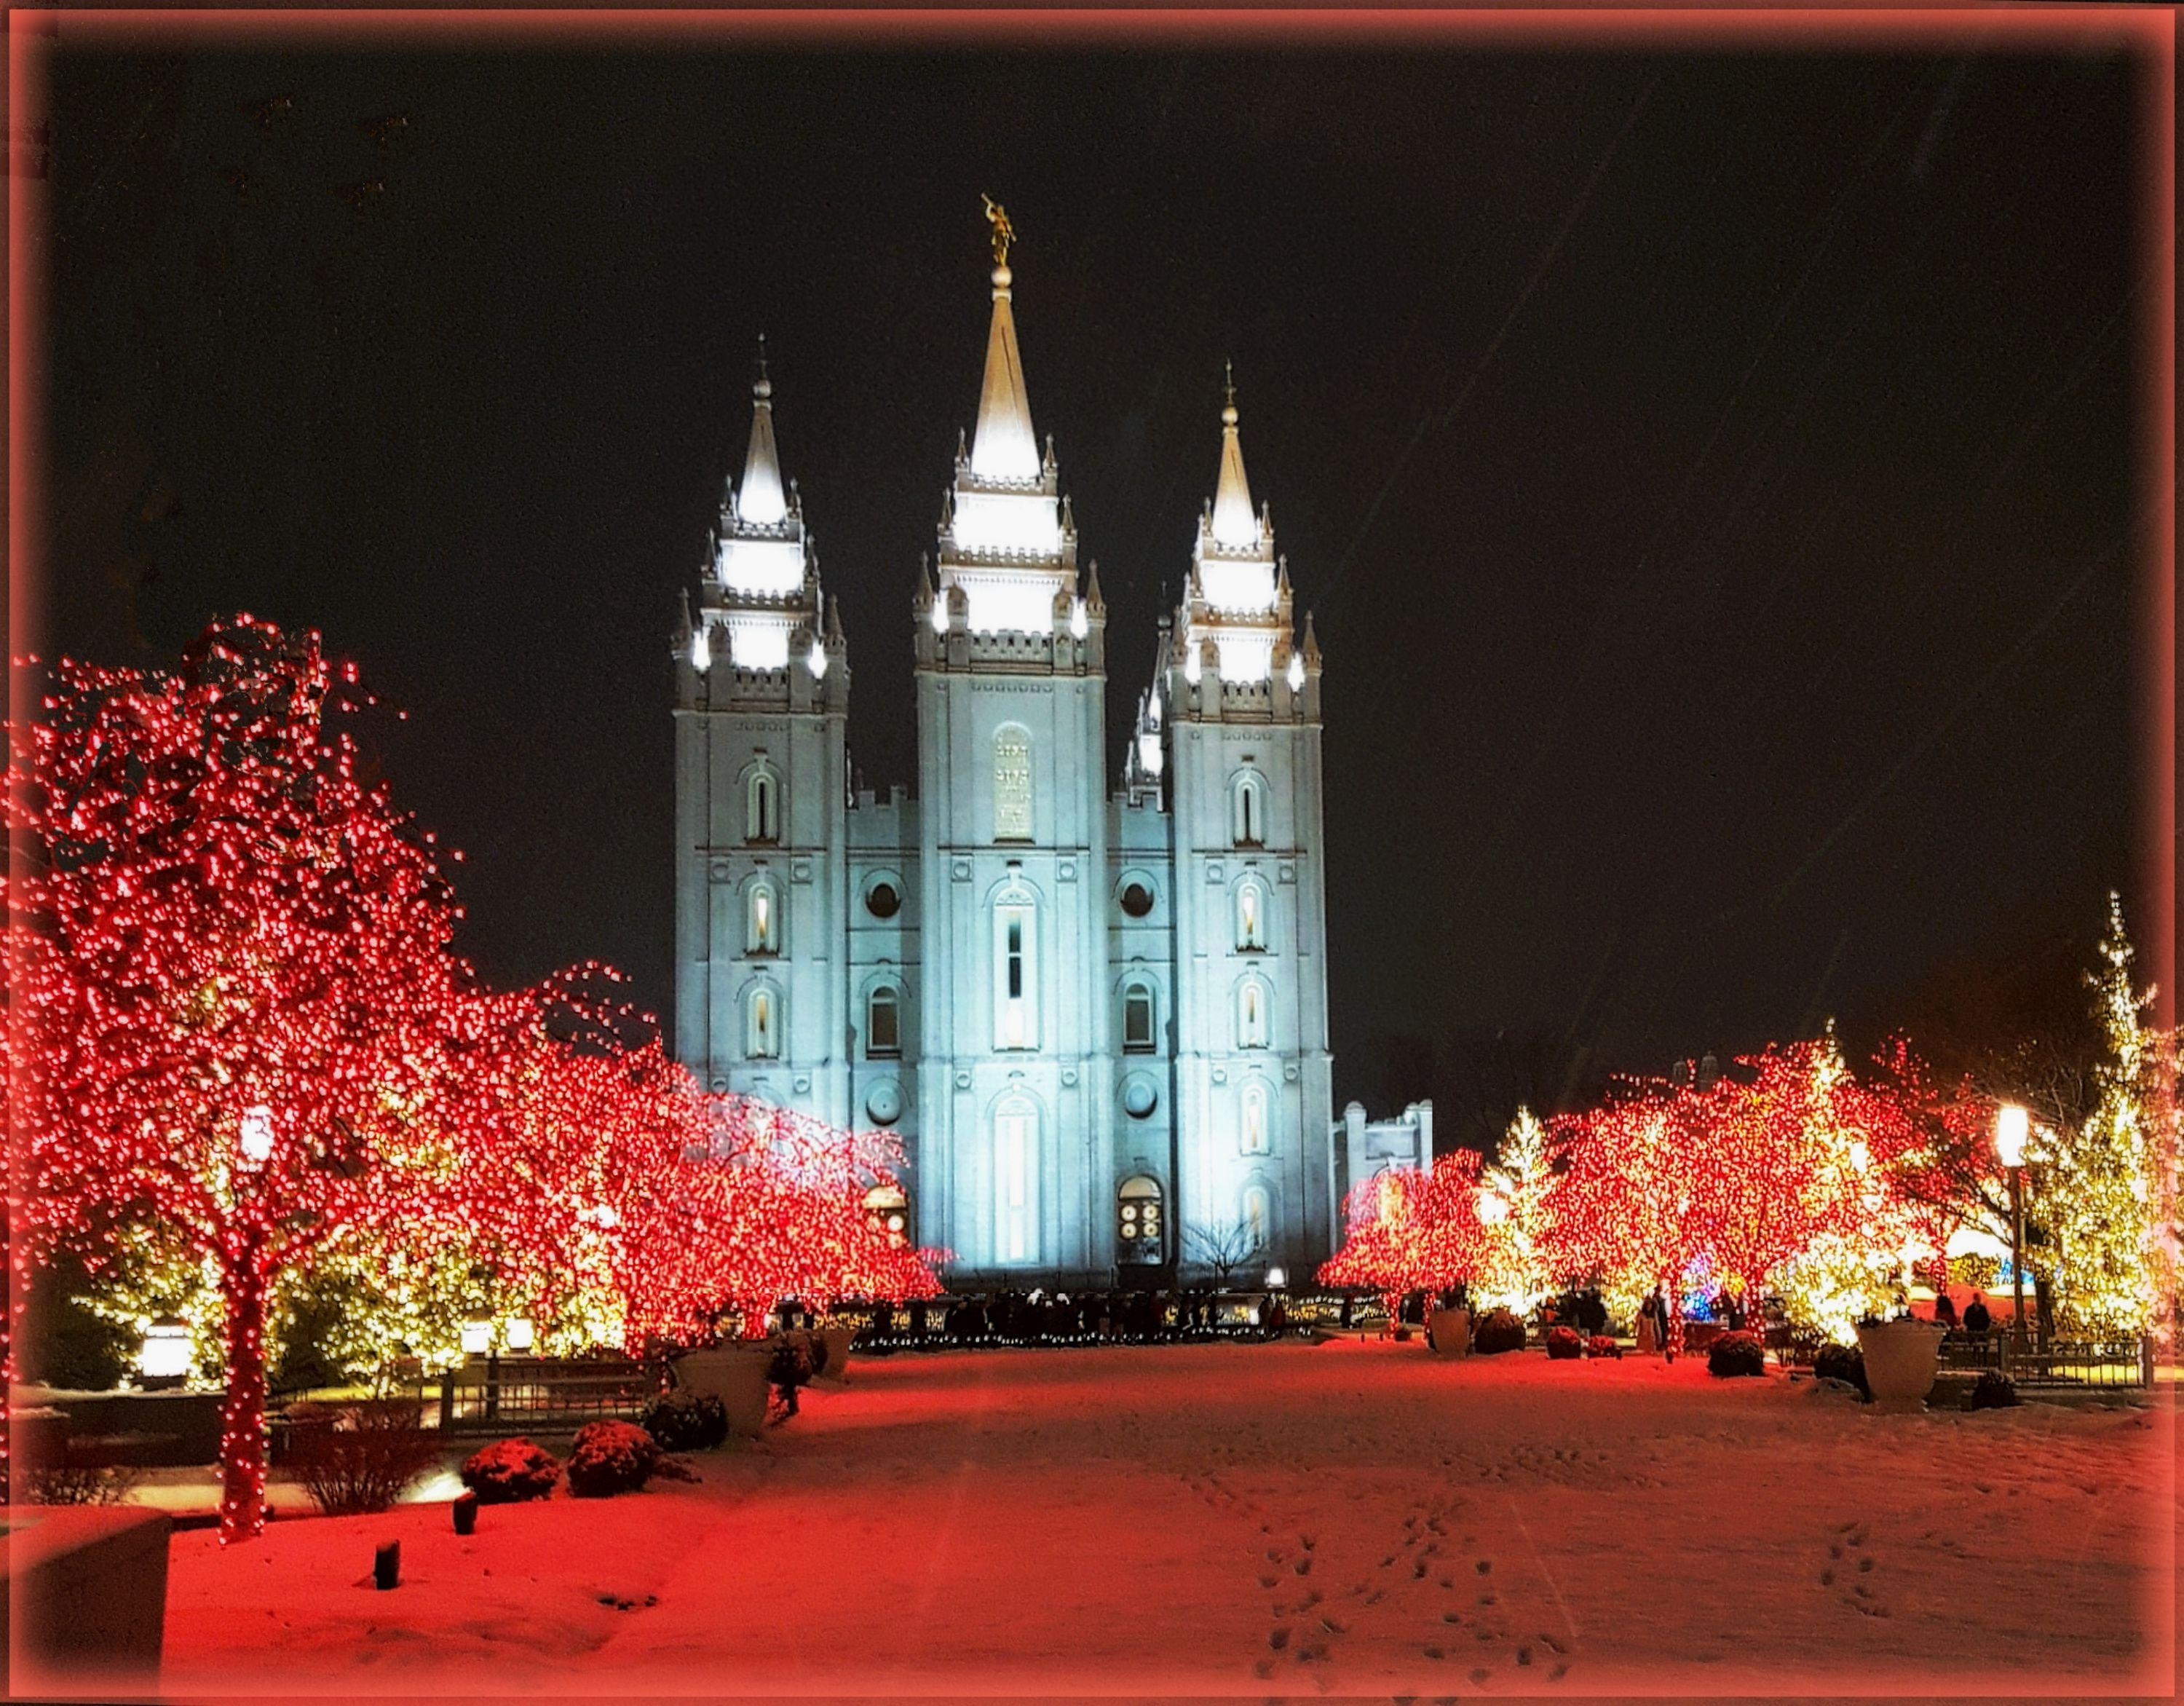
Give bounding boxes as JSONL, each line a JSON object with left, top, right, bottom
{"left": 41, "top": 34, "right": 2149, "bottom": 1137}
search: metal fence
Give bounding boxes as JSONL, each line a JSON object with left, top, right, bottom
{"left": 1938, "top": 1333, "right": 2151, "bottom": 1389}
{"left": 431, "top": 1355, "right": 659, "bottom": 1435}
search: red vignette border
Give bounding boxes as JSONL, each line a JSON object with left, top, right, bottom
{"left": 6, "top": 7, "right": 2175, "bottom": 1702}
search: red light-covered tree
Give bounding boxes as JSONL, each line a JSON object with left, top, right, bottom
{"left": 8, "top": 620, "right": 476, "bottom": 1542}
{"left": 1318, "top": 1148, "right": 1489, "bottom": 1314}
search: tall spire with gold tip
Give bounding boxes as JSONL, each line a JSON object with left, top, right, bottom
{"left": 735, "top": 335, "right": 788, "bottom": 526}
{"left": 972, "top": 197, "right": 1040, "bottom": 481}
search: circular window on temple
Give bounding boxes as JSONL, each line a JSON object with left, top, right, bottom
{"left": 865, "top": 1078, "right": 903, "bottom": 1126}
{"left": 865, "top": 880, "right": 901, "bottom": 920}
{"left": 1120, "top": 1073, "right": 1159, "bottom": 1118}
{"left": 1119, "top": 880, "right": 1155, "bottom": 919}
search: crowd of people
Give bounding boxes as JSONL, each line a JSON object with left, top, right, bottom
{"left": 840, "top": 1287, "right": 1294, "bottom": 1350}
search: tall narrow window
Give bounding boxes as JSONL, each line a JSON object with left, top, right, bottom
{"left": 1241, "top": 1083, "right": 1270, "bottom": 1154}
{"left": 1233, "top": 771, "right": 1265, "bottom": 847}
{"left": 747, "top": 882, "right": 776, "bottom": 955}
{"left": 993, "top": 725, "right": 1033, "bottom": 841}
{"left": 1238, "top": 979, "right": 1270, "bottom": 1049}
{"left": 1242, "top": 1183, "right": 1273, "bottom": 1252}
{"left": 994, "top": 892, "right": 1037, "bottom": 1050}
{"left": 867, "top": 985, "right": 901, "bottom": 1057}
{"left": 1117, "top": 1174, "right": 1163, "bottom": 1264}
{"left": 993, "top": 1096, "right": 1038, "bottom": 1264}
{"left": 746, "top": 986, "right": 780, "bottom": 1059}
{"left": 1236, "top": 879, "right": 1266, "bottom": 951}
{"left": 1122, "top": 982, "right": 1155, "bottom": 1053}
{"left": 747, "top": 770, "right": 779, "bottom": 844}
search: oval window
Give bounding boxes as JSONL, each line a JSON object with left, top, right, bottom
{"left": 1119, "top": 881, "right": 1155, "bottom": 919}
{"left": 866, "top": 881, "right": 901, "bottom": 920}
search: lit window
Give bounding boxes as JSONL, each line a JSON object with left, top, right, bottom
{"left": 1123, "top": 983, "right": 1155, "bottom": 1053}
{"left": 1242, "top": 1184, "right": 1272, "bottom": 1251}
{"left": 868, "top": 985, "right": 901, "bottom": 1057}
{"left": 747, "top": 882, "right": 776, "bottom": 955}
{"left": 747, "top": 986, "right": 780, "bottom": 1059}
{"left": 1118, "top": 1174, "right": 1163, "bottom": 1264}
{"left": 993, "top": 725, "right": 1032, "bottom": 842}
{"left": 1233, "top": 771, "right": 1265, "bottom": 847}
{"left": 994, "top": 894, "right": 1037, "bottom": 1050}
{"left": 1238, "top": 979, "right": 1270, "bottom": 1049}
{"left": 1236, "top": 880, "right": 1265, "bottom": 951}
{"left": 994, "top": 1097, "right": 1038, "bottom": 1264}
{"left": 1241, "top": 1083, "right": 1270, "bottom": 1154}
{"left": 862, "top": 1184, "right": 909, "bottom": 1248}
{"left": 747, "top": 770, "right": 779, "bottom": 844}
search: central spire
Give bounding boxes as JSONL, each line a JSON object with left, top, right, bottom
{"left": 735, "top": 335, "right": 788, "bottom": 526}
{"left": 1210, "top": 360, "right": 1257, "bottom": 548}
{"left": 971, "top": 201, "right": 1040, "bottom": 482}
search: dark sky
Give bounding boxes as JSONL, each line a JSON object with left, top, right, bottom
{"left": 42, "top": 39, "right": 2148, "bottom": 1132}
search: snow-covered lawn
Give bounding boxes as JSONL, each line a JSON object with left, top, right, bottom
{"left": 162, "top": 1340, "right": 2172, "bottom": 1696}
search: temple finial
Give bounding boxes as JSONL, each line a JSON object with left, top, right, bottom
{"left": 981, "top": 194, "right": 1016, "bottom": 268}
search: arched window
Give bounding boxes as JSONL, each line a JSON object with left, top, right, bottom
{"left": 746, "top": 880, "right": 777, "bottom": 955}
{"left": 746, "top": 768, "right": 780, "bottom": 845}
{"left": 1241, "top": 1182, "right": 1273, "bottom": 1252}
{"left": 1235, "top": 877, "right": 1267, "bottom": 952}
{"left": 862, "top": 1183, "right": 909, "bottom": 1249}
{"left": 1232, "top": 770, "right": 1266, "bottom": 848}
{"left": 993, "top": 724, "right": 1033, "bottom": 842}
{"left": 866, "top": 984, "right": 901, "bottom": 1058}
{"left": 1237, "top": 978, "right": 1270, "bottom": 1049}
{"left": 1122, "top": 981, "right": 1155, "bottom": 1054}
{"left": 993, "top": 1094, "right": 1040, "bottom": 1265}
{"left": 745, "top": 984, "right": 780, "bottom": 1060}
{"left": 993, "top": 887, "right": 1037, "bottom": 1050}
{"left": 1117, "top": 1174, "right": 1164, "bottom": 1264}
{"left": 1241, "top": 1082, "right": 1270, "bottom": 1155}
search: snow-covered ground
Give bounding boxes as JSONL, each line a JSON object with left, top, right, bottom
{"left": 159, "top": 1340, "right": 2173, "bottom": 1697}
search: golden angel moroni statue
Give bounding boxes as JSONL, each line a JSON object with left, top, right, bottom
{"left": 982, "top": 194, "right": 1016, "bottom": 266}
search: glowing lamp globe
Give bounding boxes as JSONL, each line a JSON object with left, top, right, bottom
{"left": 505, "top": 1316, "right": 536, "bottom": 1351}
{"left": 237, "top": 1106, "right": 275, "bottom": 1164}
{"left": 1265, "top": 1265, "right": 1287, "bottom": 1288}
{"left": 459, "top": 1320, "right": 492, "bottom": 1356}
{"left": 139, "top": 1319, "right": 193, "bottom": 1381}
{"left": 1995, "top": 1103, "right": 2030, "bottom": 1169}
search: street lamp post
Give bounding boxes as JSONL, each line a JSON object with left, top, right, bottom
{"left": 1995, "top": 1104, "right": 2030, "bottom": 1356}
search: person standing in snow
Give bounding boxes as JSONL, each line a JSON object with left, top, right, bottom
{"left": 1933, "top": 1291, "right": 1958, "bottom": 1331}
{"left": 1962, "top": 1295, "right": 1992, "bottom": 1335}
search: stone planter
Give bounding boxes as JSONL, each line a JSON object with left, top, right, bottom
{"left": 815, "top": 1326, "right": 853, "bottom": 1386}
{"left": 1855, "top": 1319, "right": 1948, "bottom": 1413}
{"left": 1428, "top": 1308, "right": 1471, "bottom": 1358}
{"left": 2, "top": 1506, "right": 169, "bottom": 1694}
{"left": 673, "top": 1345, "right": 774, "bottom": 1439}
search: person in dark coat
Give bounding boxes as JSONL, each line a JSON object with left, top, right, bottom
{"left": 1962, "top": 1296, "right": 1992, "bottom": 1335}
{"left": 1933, "top": 1291, "right": 1959, "bottom": 1330}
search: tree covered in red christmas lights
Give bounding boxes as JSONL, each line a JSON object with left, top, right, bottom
{"left": 1318, "top": 1148, "right": 1489, "bottom": 1314}
{"left": 8, "top": 620, "right": 478, "bottom": 1541}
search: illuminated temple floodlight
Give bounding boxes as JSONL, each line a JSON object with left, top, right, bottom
{"left": 690, "top": 625, "right": 711, "bottom": 673}
{"left": 808, "top": 636, "right": 828, "bottom": 679}
{"left": 1287, "top": 652, "right": 1305, "bottom": 692}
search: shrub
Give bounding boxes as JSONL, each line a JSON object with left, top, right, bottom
{"left": 22, "top": 1462, "right": 143, "bottom": 1506}
{"left": 285, "top": 1399, "right": 444, "bottom": 1516}
{"left": 566, "top": 1420, "right": 660, "bottom": 1498}
{"left": 1812, "top": 1342, "right": 1869, "bottom": 1397}
{"left": 1473, "top": 1308, "right": 1527, "bottom": 1355}
{"left": 1586, "top": 1334, "right": 1623, "bottom": 1360}
{"left": 1391, "top": 1326, "right": 1413, "bottom": 1343}
{"left": 459, "top": 1437, "right": 561, "bottom": 1504}
{"left": 1545, "top": 1326, "right": 1584, "bottom": 1361}
{"left": 642, "top": 1389, "right": 729, "bottom": 1453}
{"left": 1969, "top": 1370, "right": 2021, "bottom": 1410}
{"left": 1706, "top": 1331, "right": 1768, "bottom": 1379}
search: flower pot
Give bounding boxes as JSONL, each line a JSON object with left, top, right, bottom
{"left": 1854, "top": 1320, "right": 1947, "bottom": 1414}
{"left": 815, "top": 1326, "right": 853, "bottom": 1386}
{"left": 1427, "top": 1308, "right": 1471, "bottom": 1359}
{"left": 674, "top": 1345, "right": 773, "bottom": 1439}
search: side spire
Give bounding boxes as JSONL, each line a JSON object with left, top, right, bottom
{"left": 735, "top": 335, "right": 787, "bottom": 526}
{"left": 1210, "top": 359, "right": 1257, "bottom": 548}
{"left": 971, "top": 200, "right": 1040, "bottom": 481}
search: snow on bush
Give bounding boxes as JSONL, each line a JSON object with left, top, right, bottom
{"left": 1706, "top": 1331, "right": 1768, "bottom": 1378}
{"left": 1473, "top": 1308, "right": 1527, "bottom": 1355}
{"left": 1812, "top": 1342, "right": 1867, "bottom": 1397}
{"left": 460, "top": 1438, "right": 561, "bottom": 1504}
{"left": 285, "top": 1399, "right": 444, "bottom": 1516}
{"left": 1545, "top": 1326, "right": 1583, "bottom": 1361}
{"left": 642, "top": 1389, "right": 729, "bottom": 1453}
{"left": 1970, "top": 1370, "right": 2021, "bottom": 1410}
{"left": 1585, "top": 1334, "right": 1622, "bottom": 1360}
{"left": 566, "top": 1420, "right": 660, "bottom": 1498}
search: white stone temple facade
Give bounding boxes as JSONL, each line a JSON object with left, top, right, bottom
{"left": 671, "top": 234, "right": 1336, "bottom": 1284}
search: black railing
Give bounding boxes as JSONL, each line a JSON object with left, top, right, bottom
{"left": 431, "top": 1355, "right": 660, "bottom": 1434}
{"left": 1939, "top": 1333, "right": 2151, "bottom": 1389}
